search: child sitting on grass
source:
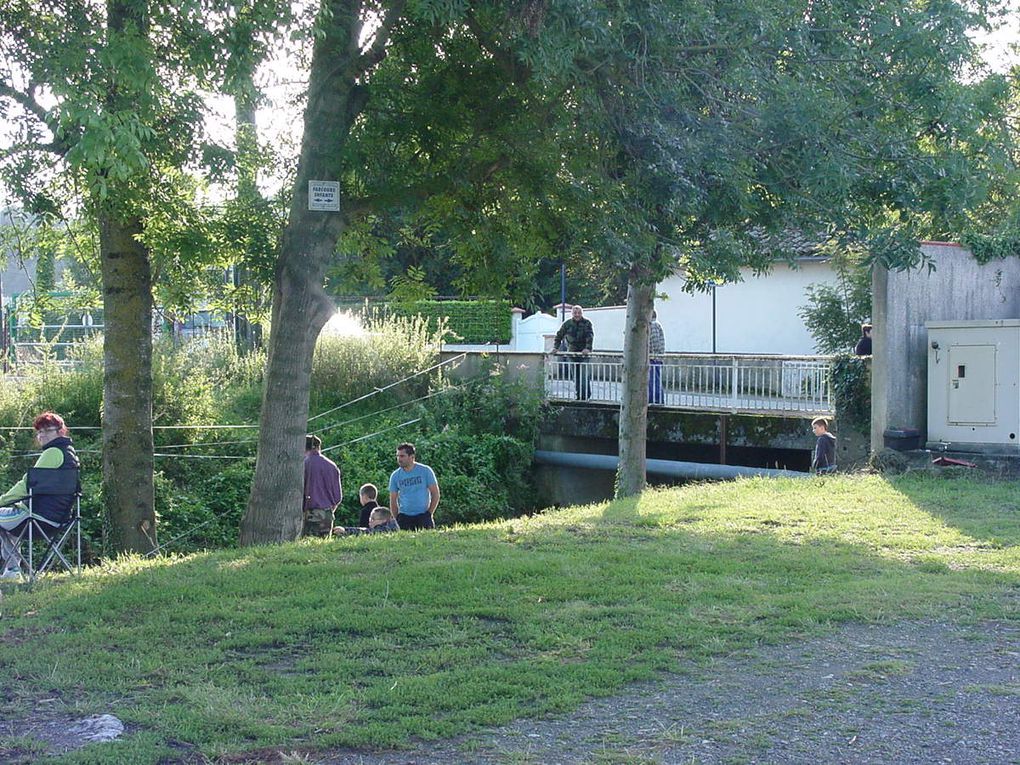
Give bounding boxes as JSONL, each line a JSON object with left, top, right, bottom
{"left": 811, "top": 417, "right": 837, "bottom": 474}
{"left": 333, "top": 507, "right": 400, "bottom": 536}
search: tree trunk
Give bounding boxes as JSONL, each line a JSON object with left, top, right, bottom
{"left": 238, "top": 223, "right": 335, "bottom": 544}
{"left": 97, "top": 0, "right": 157, "bottom": 554}
{"left": 100, "top": 214, "right": 157, "bottom": 553}
{"left": 616, "top": 268, "right": 655, "bottom": 498}
{"left": 239, "top": 0, "right": 366, "bottom": 545}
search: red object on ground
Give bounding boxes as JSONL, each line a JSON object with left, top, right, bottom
{"left": 931, "top": 456, "right": 977, "bottom": 468}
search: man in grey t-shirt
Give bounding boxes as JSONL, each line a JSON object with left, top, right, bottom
{"left": 388, "top": 442, "right": 440, "bottom": 531}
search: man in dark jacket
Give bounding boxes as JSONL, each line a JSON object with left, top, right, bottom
{"left": 553, "top": 304, "right": 595, "bottom": 400}
{"left": 854, "top": 323, "right": 872, "bottom": 356}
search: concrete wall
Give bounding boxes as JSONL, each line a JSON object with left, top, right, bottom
{"left": 439, "top": 350, "right": 545, "bottom": 388}
{"left": 871, "top": 242, "right": 1020, "bottom": 451}
{"left": 548, "top": 260, "right": 839, "bottom": 356}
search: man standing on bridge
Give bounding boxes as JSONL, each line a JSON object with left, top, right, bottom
{"left": 554, "top": 304, "right": 594, "bottom": 400}
{"left": 648, "top": 309, "right": 665, "bottom": 405}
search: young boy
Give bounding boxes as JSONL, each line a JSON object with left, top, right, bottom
{"left": 357, "top": 483, "right": 382, "bottom": 528}
{"left": 811, "top": 417, "right": 837, "bottom": 474}
{"left": 333, "top": 507, "right": 400, "bottom": 536}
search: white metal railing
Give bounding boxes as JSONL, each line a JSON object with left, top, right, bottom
{"left": 544, "top": 352, "right": 834, "bottom": 416}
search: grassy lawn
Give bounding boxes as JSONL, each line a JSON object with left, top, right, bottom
{"left": 1, "top": 473, "right": 1018, "bottom": 763}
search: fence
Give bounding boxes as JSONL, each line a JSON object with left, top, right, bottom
{"left": 544, "top": 352, "right": 834, "bottom": 416}
{"left": 8, "top": 316, "right": 238, "bottom": 367}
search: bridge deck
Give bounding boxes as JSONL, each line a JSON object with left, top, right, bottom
{"left": 544, "top": 353, "right": 835, "bottom": 417}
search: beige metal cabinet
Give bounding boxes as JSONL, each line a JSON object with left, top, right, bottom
{"left": 927, "top": 320, "right": 1020, "bottom": 453}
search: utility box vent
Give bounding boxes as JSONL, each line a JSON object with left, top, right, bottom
{"left": 926, "top": 320, "right": 1020, "bottom": 454}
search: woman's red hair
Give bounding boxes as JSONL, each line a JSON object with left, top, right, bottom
{"left": 33, "top": 411, "right": 67, "bottom": 435}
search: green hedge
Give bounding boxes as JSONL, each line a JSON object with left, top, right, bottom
{"left": 831, "top": 354, "right": 871, "bottom": 430}
{"left": 392, "top": 300, "right": 511, "bottom": 344}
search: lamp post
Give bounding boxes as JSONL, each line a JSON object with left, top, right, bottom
{"left": 708, "top": 280, "right": 720, "bottom": 354}
{"left": 560, "top": 263, "right": 566, "bottom": 322}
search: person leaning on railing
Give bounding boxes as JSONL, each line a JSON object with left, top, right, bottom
{"left": 553, "top": 305, "right": 594, "bottom": 401}
{"left": 648, "top": 309, "right": 666, "bottom": 405}
{"left": 0, "top": 411, "right": 80, "bottom": 580}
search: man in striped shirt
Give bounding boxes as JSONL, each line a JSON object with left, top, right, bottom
{"left": 648, "top": 310, "right": 666, "bottom": 405}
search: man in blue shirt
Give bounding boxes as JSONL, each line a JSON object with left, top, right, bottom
{"left": 388, "top": 442, "right": 440, "bottom": 530}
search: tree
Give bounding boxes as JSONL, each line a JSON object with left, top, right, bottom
{"left": 239, "top": 0, "right": 573, "bottom": 542}
{"left": 799, "top": 248, "right": 873, "bottom": 355}
{"left": 0, "top": 0, "right": 285, "bottom": 551}
{"left": 238, "top": 0, "right": 1013, "bottom": 540}
{"left": 526, "top": 0, "right": 1012, "bottom": 495}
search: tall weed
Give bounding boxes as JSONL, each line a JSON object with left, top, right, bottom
{"left": 0, "top": 312, "right": 538, "bottom": 553}
{"left": 310, "top": 313, "right": 446, "bottom": 413}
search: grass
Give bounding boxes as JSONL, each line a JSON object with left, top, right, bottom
{"left": 0, "top": 473, "right": 1018, "bottom": 763}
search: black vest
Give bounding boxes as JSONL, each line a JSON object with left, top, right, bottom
{"left": 33, "top": 436, "right": 80, "bottom": 524}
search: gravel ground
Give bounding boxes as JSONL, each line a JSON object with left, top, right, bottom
{"left": 7, "top": 618, "right": 1019, "bottom": 763}
{"left": 326, "top": 619, "right": 1020, "bottom": 765}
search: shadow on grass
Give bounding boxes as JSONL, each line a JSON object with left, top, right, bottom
{"left": 888, "top": 473, "right": 1020, "bottom": 548}
{"left": 0, "top": 476, "right": 1017, "bottom": 763}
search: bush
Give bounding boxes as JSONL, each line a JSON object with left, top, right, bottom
{"left": 310, "top": 313, "right": 445, "bottom": 413}
{"left": 0, "top": 311, "right": 540, "bottom": 554}
{"left": 869, "top": 448, "right": 908, "bottom": 475}
{"left": 799, "top": 258, "right": 871, "bottom": 355}
{"left": 830, "top": 354, "right": 871, "bottom": 430}
{"left": 422, "top": 372, "right": 544, "bottom": 444}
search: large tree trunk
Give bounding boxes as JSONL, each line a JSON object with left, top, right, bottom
{"left": 100, "top": 214, "right": 157, "bottom": 552}
{"left": 238, "top": 224, "right": 335, "bottom": 544}
{"left": 98, "top": 0, "right": 157, "bottom": 554}
{"left": 616, "top": 268, "right": 655, "bottom": 498}
{"left": 239, "top": 0, "right": 368, "bottom": 545}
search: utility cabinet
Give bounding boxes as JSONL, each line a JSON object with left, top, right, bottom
{"left": 926, "top": 320, "right": 1020, "bottom": 453}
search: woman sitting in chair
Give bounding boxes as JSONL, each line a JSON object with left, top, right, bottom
{"left": 0, "top": 411, "right": 79, "bottom": 580}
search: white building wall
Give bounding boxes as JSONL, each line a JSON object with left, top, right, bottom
{"left": 574, "top": 260, "right": 839, "bottom": 355}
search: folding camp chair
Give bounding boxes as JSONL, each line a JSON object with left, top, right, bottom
{"left": 2, "top": 468, "right": 82, "bottom": 581}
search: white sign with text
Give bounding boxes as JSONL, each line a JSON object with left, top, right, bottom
{"left": 308, "top": 180, "right": 340, "bottom": 211}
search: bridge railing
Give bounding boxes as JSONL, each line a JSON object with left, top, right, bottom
{"left": 544, "top": 352, "right": 834, "bottom": 416}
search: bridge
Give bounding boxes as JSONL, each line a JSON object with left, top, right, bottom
{"left": 543, "top": 352, "right": 834, "bottom": 417}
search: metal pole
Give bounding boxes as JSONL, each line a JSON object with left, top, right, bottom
{"left": 711, "top": 284, "right": 717, "bottom": 354}
{"left": 560, "top": 263, "right": 566, "bottom": 322}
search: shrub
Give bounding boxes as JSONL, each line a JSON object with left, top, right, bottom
{"left": 310, "top": 313, "right": 445, "bottom": 413}
{"left": 830, "top": 354, "right": 871, "bottom": 431}
{"left": 423, "top": 372, "right": 544, "bottom": 444}
{"left": 869, "top": 448, "right": 908, "bottom": 475}
{"left": 799, "top": 257, "right": 871, "bottom": 355}
{"left": 0, "top": 311, "right": 540, "bottom": 553}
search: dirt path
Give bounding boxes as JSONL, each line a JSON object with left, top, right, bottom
{"left": 7, "top": 618, "right": 1019, "bottom": 763}
{"left": 327, "top": 619, "right": 1020, "bottom": 765}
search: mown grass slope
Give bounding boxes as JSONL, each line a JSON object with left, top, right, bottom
{"left": 1, "top": 473, "right": 1017, "bottom": 763}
